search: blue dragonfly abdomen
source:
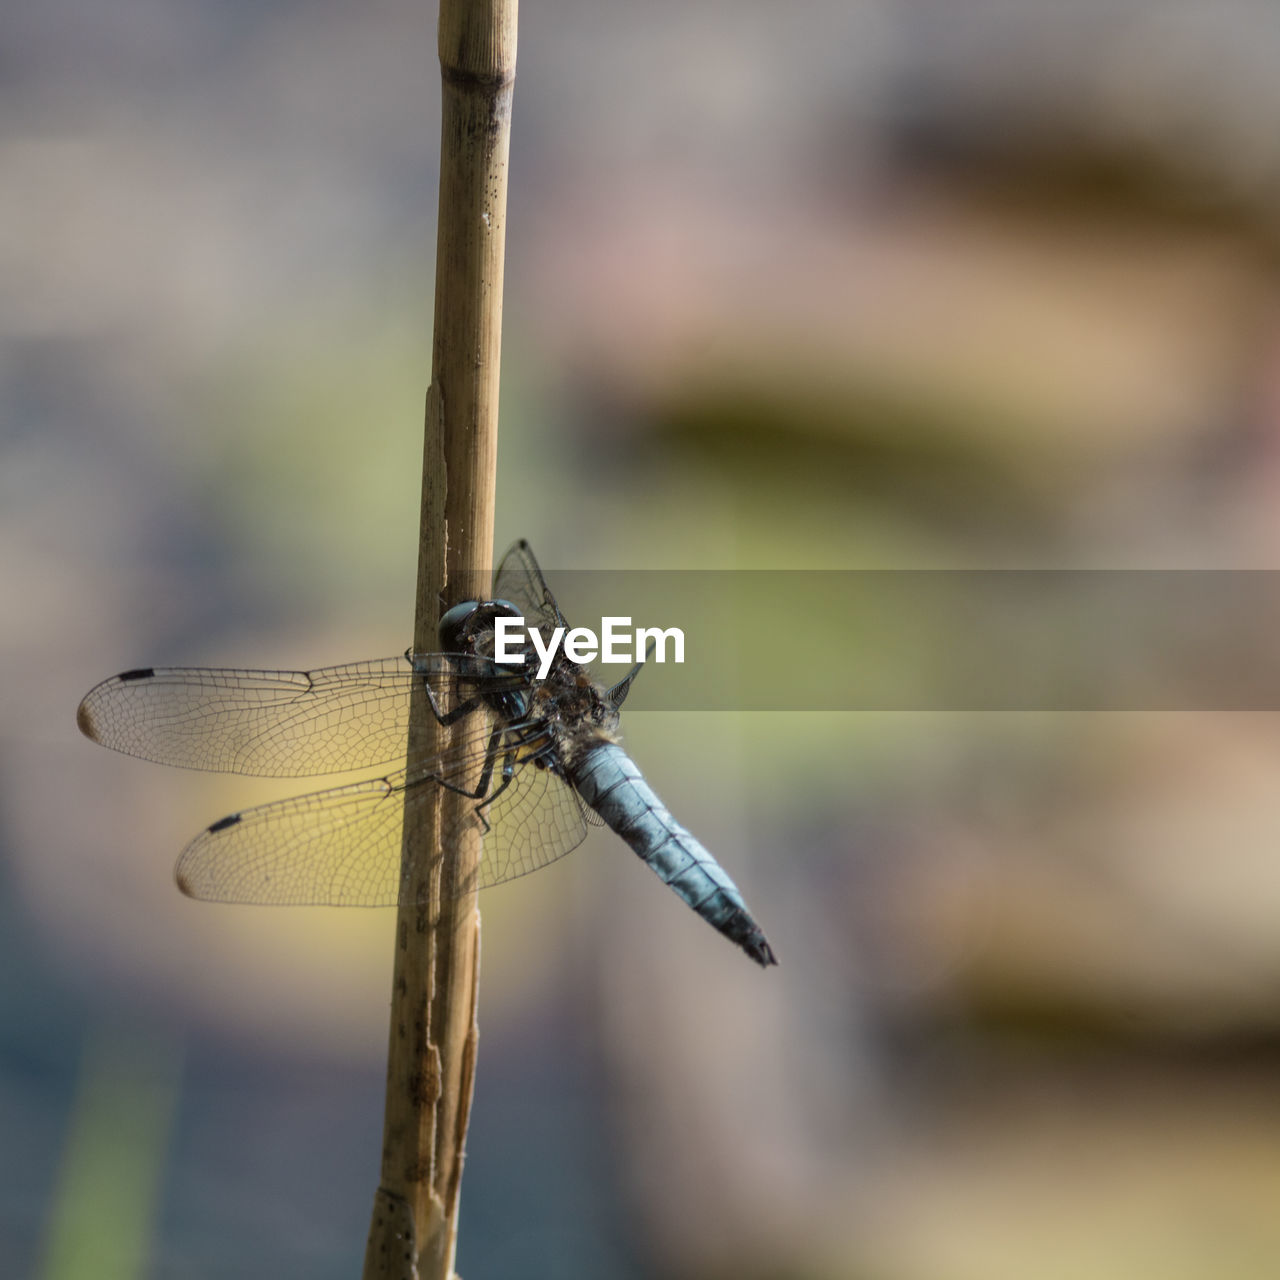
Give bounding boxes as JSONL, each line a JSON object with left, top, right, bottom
{"left": 570, "top": 741, "right": 776, "bottom": 967}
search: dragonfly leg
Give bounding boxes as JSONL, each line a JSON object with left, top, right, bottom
{"left": 421, "top": 724, "right": 518, "bottom": 836}
{"left": 423, "top": 687, "right": 487, "bottom": 727}
{"left": 417, "top": 723, "right": 507, "bottom": 807}
{"left": 473, "top": 746, "right": 519, "bottom": 836}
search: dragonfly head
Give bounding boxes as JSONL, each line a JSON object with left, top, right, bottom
{"left": 439, "top": 598, "right": 525, "bottom": 660}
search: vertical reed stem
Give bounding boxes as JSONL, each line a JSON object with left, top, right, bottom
{"left": 364, "top": 4, "right": 516, "bottom": 1277}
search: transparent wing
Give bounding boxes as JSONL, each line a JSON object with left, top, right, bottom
{"left": 78, "top": 546, "right": 566, "bottom": 778}
{"left": 492, "top": 539, "right": 567, "bottom": 635}
{"left": 173, "top": 727, "right": 591, "bottom": 906}
{"left": 175, "top": 774, "right": 410, "bottom": 905}
{"left": 75, "top": 655, "right": 517, "bottom": 778}
{"left": 476, "top": 757, "right": 591, "bottom": 885}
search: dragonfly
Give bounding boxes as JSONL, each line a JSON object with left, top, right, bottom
{"left": 77, "top": 540, "right": 776, "bottom": 967}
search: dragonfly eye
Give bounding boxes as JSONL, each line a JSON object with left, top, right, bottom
{"left": 438, "top": 598, "right": 525, "bottom": 655}
{"left": 439, "top": 601, "right": 482, "bottom": 651}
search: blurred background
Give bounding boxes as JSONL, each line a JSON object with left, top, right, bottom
{"left": 8, "top": 0, "right": 1280, "bottom": 1276}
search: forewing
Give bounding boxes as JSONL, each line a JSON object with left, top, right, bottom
{"left": 492, "top": 539, "right": 567, "bottom": 635}
{"left": 76, "top": 655, "right": 496, "bottom": 778}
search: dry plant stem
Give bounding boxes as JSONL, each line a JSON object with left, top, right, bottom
{"left": 363, "top": 4, "right": 516, "bottom": 1279}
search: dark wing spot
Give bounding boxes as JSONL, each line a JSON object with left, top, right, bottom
{"left": 206, "top": 813, "right": 242, "bottom": 833}
{"left": 118, "top": 668, "right": 156, "bottom": 682}
{"left": 75, "top": 699, "right": 96, "bottom": 740}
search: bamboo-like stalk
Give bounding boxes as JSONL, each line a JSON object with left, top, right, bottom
{"left": 363, "top": 5, "right": 516, "bottom": 1278}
